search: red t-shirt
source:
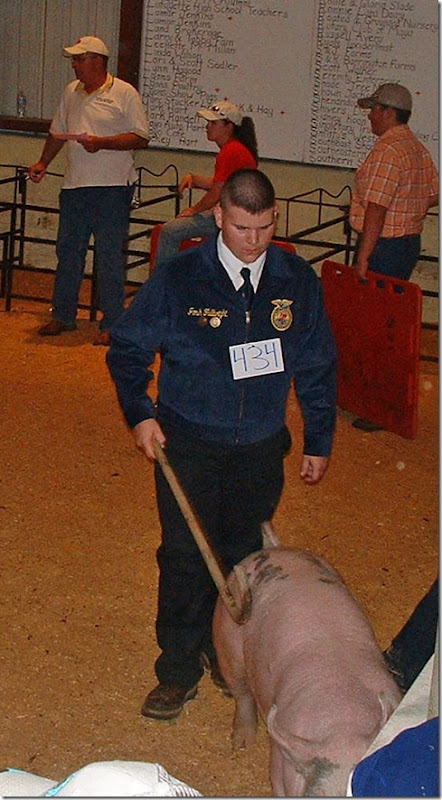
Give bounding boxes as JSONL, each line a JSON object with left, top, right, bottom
{"left": 213, "top": 139, "right": 257, "bottom": 182}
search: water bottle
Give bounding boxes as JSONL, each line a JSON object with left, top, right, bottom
{"left": 17, "top": 90, "right": 27, "bottom": 118}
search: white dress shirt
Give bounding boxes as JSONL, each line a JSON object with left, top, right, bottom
{"left": 217, "top": 232, "right": 266, "bottom": 292}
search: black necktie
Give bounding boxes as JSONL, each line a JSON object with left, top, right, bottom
{"left": 240, "top": 267, "right": 254, "bottom": 310}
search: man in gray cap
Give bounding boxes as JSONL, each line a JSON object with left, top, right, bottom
{"left": 350, "top": 82, "right": 438, "bottom": 282}
{"left": 350, "top": 82, "right": 438, "bottom": 431}
{"left": 29, "top": 36, "right": 149, "bottom": 346}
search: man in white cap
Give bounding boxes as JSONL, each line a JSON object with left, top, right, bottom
{"left": 29, "top": 36, "right": 150, "bottom": 346}
{"left": 154, "top": 99, "right": 258, "bottom": 267}
{"left": 350, "top": 82, "right": 438, "bottom": 431}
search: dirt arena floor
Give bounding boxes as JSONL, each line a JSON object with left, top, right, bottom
{"left": 0, "top": 282, "right": 438, "bottom": 797}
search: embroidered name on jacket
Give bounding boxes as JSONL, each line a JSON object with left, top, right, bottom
{"left": 187, "top": 307, "right": 228, "bottom": 328}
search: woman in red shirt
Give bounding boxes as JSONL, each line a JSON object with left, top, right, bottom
{"left": 154, "top": 100, "right": 258, "bottom": 266}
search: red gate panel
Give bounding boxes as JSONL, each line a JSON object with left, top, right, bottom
{"left": 321, "top": 261, "right": 422, "bottom": 439}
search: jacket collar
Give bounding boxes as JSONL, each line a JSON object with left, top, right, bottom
{"left": 198, "top": 234, "right": 296, "bottom": 288}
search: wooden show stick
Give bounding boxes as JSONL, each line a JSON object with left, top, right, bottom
{"left": 153, "top": 439, "right": 251, "bottom": 624}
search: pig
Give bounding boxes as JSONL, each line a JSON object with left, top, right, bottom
{"left": 213, "top": 524, "right": 402, "bottom": 797}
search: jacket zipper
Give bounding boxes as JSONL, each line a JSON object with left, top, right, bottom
{"left": 235, "top": 307, "right": 252, "bottom": 443}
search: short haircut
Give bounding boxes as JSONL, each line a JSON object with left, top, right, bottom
{"left": 395, "top": 107, "right": 411, "bottom": 124}
{"left": 380, "top": 104, "right": 411, "bottom": 124}
{"left": 88, "top": 53, "right": 108, "bottom": 67}
{"left": 220, "top": 168, "right": 275, "bottom": 214}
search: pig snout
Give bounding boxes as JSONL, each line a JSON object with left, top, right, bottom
{"left": 213, "top": 547, "right": 402, "bottom": 797}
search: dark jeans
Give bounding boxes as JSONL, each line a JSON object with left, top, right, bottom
{"left": 354, "top": 234, "right": 421, "bottom": 281}
{"left": 53, "top": 185, "right": 134, "bottom": 330}
{"left": 153, "top": 421, "right": 292, "bottom": 687}
{"left": 384, "top": 578, "right": 438, "bottom": 691}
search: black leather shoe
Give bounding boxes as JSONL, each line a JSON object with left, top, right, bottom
{"left": 352, "top": 417, "right": 383, "bottom": 432}
{"left": 93, "top": 329, "right": 111, "bottom": 346}
{"left": 38, "top": 319, "right": 77, "bottom": 336}
{"left": 200, "top": 652, "right": 232, "bottom": 697}
{"left": 140, "top": 683, "right": 198, "bottom": 720}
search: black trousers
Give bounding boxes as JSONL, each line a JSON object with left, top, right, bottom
{"left": 385, "top": 578, "right": 438, "bottom": 691}
{"left": 153, "top": 420, "right": 292, "bottom": 687}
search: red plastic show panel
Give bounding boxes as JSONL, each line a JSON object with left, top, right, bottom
{"left": 149, "top": 224, "right": 207, "bottom": 275}
{"left": 321, "top": 261, "right": 422, "bottom": 439}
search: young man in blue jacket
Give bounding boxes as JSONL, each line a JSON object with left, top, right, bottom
{"left": 106, "top": 169, "right": 337, "bottom": 720}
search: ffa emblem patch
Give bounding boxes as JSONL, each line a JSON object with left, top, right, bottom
{"left": 270, "top": 299, "right": 293, "bottom": 331}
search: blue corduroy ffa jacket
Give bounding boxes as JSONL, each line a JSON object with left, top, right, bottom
{"left": 106, "top": 234, "right": 337, "bottom": 455}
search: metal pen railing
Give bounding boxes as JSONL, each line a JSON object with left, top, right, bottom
{"left": 0, "top": 164, "right": 438, "bottom": 363}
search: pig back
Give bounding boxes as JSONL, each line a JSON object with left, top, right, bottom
{"left": 234, "top": 548, "right": 394, "bottom": 691}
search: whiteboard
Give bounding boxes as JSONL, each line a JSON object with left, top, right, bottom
{"left": 139, "top": 0, "right": 438, "bottom": 168}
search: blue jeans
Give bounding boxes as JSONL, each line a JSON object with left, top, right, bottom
{"left": 53, "top": 185, "right": 134, "bottom": 329}
{"left": 155, "top": 211, "right": 218, "bottom": 266}
{"left": 354, "top": 234, "right": 421, "bottom": 281}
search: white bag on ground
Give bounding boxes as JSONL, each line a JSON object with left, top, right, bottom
{"left": 0, "top": 760, "right": 202, "bottom": 797}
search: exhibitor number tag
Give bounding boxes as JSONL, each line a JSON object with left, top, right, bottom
{"left": 229, "top": 337, "right": 285, "bottom": 380}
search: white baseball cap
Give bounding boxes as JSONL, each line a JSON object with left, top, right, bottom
{"left": 197, "top": 100, "right": 243, "bottom": 126}
{"left": 357, "top": 83, "right": 412, "bottom": 112}
{"left": 63, "top": 36, "right": 109, "bottom": 57}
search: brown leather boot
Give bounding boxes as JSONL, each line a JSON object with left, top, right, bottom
{"left": 140, "top": 683, "right": 198, "bottom": 720}
{"left": 38, "top": 319, "right": 76, "bottom": 336}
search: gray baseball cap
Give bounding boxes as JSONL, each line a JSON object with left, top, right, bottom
{"left": 357, "top": 83, "right": 412, "bottom": 112}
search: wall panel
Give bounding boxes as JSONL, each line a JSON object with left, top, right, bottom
{"left": 0, "top": 0, "right": 121, "bottom": 121}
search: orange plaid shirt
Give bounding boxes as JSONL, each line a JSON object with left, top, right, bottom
{"left": 350, "top": 125, "right": 438, "bottom": 237}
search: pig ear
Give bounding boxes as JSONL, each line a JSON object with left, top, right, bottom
{"left": 267, "top": 705, "right": 332, "bottom": 794}
{"left": 378, "top": 689, "right": 401, "bottom": 727}
{"left": 267, "top": 704, "right": 293, "bottom": 759}
{"left": 267, "top": 704, "right": 311, "bottom": 758}
{"left": 267, "top": 705, "right": 325, "bottom": 756}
